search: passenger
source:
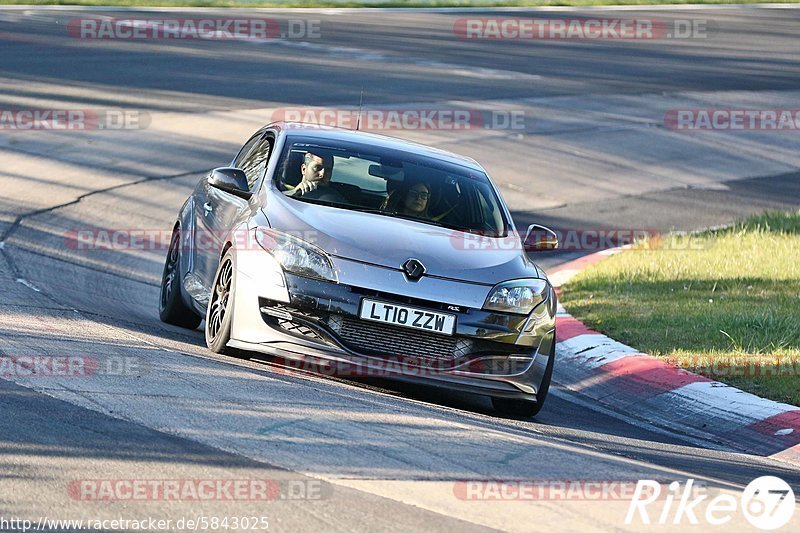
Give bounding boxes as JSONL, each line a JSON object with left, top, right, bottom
{"left": 382, "top": 180, "right": 432, "bottom": 219}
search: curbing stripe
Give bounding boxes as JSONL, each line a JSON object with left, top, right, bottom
{"left": 559, "top": 333, "right": 638, "bottom": 356}
{"left": 743, "top": 410, "right": 800, "bottom": 449}
{"left": 555, "top": 316, "right": 598, "bottom": 341}
{"left": 558, "top": 333, "right": 609, "bottom": 352}
{"left": 724, "top": 409, "right": 800, "bottom": 458}
{"left": 556, "top": 348, "right": 634, "bottom": 372}
{"left": 548, "top": 248, "right": 800, "bottom": 467}
{"left": 547, "top": 269, "right": 580, "bottom": 289}
{"left": 675, "top": 381, "right": 797, "bottom": 427}
{"left": 558, "top": 334, "right": 639, "bottom": 369}
{"left": 594, "top": 356, "right": 712, "bottom": 397}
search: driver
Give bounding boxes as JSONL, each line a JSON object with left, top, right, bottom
{"left": 285, "top": 151, "right": 345, "bottom": 203}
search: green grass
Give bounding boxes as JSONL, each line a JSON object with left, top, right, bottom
{"left": 2, "top": 0, "right": 800, "bottom": 8}
{"left": 560, "top": 210, "right": 800, "bottom": 406}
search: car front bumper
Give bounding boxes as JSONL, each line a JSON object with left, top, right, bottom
{"left": 229, "top": 252, "right": 556, "bottom": 400}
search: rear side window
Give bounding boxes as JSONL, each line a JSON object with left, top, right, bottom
{"left": 233, "top": 133, "right": 262, "bottom": 168}
{"left": 240, "top": 137, "right": 273, "bottom": 190}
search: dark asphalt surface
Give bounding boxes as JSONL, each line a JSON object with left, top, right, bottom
{"left": 1, "top": 6, "right": 799, "bottom": 531}
{"left": 2, "top": 8, "right": 800, "bottom": 109}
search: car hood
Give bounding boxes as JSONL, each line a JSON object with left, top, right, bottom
{"left": 265, "top": 195, "right": 541, "bottom": 284}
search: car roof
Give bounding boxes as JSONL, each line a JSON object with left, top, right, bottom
{"left": 267, "top": 121, "right": 484, "bottom": 171}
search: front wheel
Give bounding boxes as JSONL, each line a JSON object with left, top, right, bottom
{"left": 159, "top": 226, "right": 201, "bottom": 329}
{"left": 205, "top": 250, "right": 236, "bottom": 354}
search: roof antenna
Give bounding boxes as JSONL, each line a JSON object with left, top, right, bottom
{"left": 356, "top": 88, "right": 364, "bottom": 131}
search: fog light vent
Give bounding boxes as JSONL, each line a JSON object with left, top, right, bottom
{"left": 328, "top": 314, "right": 344, "bottom": 333}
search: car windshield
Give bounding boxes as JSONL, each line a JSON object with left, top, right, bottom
{"left": 274, "top": 135, "right": 508, "bottom": 237}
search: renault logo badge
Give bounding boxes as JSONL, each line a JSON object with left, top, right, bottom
{"left": 402, "top": 258, "right": 426, "bottom": 281}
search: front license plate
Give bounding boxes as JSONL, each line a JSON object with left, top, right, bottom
{"left": 359, "top": 299, "right": 456, "bottom": 336}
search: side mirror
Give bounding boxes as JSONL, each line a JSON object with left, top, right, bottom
{"left": 524, "top": 224, "right": 559, "bottom": 252}
{"left": 208, "top": 167, "right": 251, "bottom": 200}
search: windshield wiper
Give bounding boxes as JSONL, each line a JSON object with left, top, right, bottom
{"left": 346, "top": 207, "right": 445, "bottom": 227}
{"left": 301, "top": 203, "right": 457, "bottom": 230}
{"left": 293, "top": 197, "right": 347, "bottom": 208}
{"left": 349, "top": 207, "right": 389, "bottom": 215}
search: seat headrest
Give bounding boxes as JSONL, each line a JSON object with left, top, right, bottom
{"left": 281, "top": 151, "right": 307, "bottom": 187}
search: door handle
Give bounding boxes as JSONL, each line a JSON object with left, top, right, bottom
{"left": 203, "top": 202, "right": 213, "bottom": 215}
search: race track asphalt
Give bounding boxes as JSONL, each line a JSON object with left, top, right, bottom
{"left": 1, "top": 6, "right": 798, "bottom": 531}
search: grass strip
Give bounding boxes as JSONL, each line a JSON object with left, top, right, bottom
{"left": 560, "top": 210, "right": 800, "bottom": 406}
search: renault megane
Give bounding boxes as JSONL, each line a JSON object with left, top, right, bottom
{"left": 159, "top": 122, "right": 559, "bottom": 416}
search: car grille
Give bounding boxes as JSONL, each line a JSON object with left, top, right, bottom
{"left": 276, "top": 317, "right": 325, "bottom": 341}
{"left": 327, "top": 315, "right": 472, "bottom": 362}
{"left": 261, "top": 302, "right": 486, "bottom": 362}
{"left": 262, "top": 303, "right": 329, "bottom": 343}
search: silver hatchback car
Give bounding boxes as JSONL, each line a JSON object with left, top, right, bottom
{"left": 159, "top": 123, "right": 558, "bottom": 417}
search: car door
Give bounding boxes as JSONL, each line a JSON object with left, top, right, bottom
{"left": 194, "top": 133, "right": 274, "bottom": 298}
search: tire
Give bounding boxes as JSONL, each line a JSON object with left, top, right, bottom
{"left": 491, "top": 343, "right": 555, "bottom": 418}
{"left": 205, "top": 249, "right": 236, "bottom": 355}
{"left": 159, "top": 226, "right": 202, "bottom": 329}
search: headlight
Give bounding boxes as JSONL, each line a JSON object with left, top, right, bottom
{"left": 254, "top": 228, "right": 337, "bottom": 283}
{"left": 483, "top": 279, "right": 549, "bottom": 315}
